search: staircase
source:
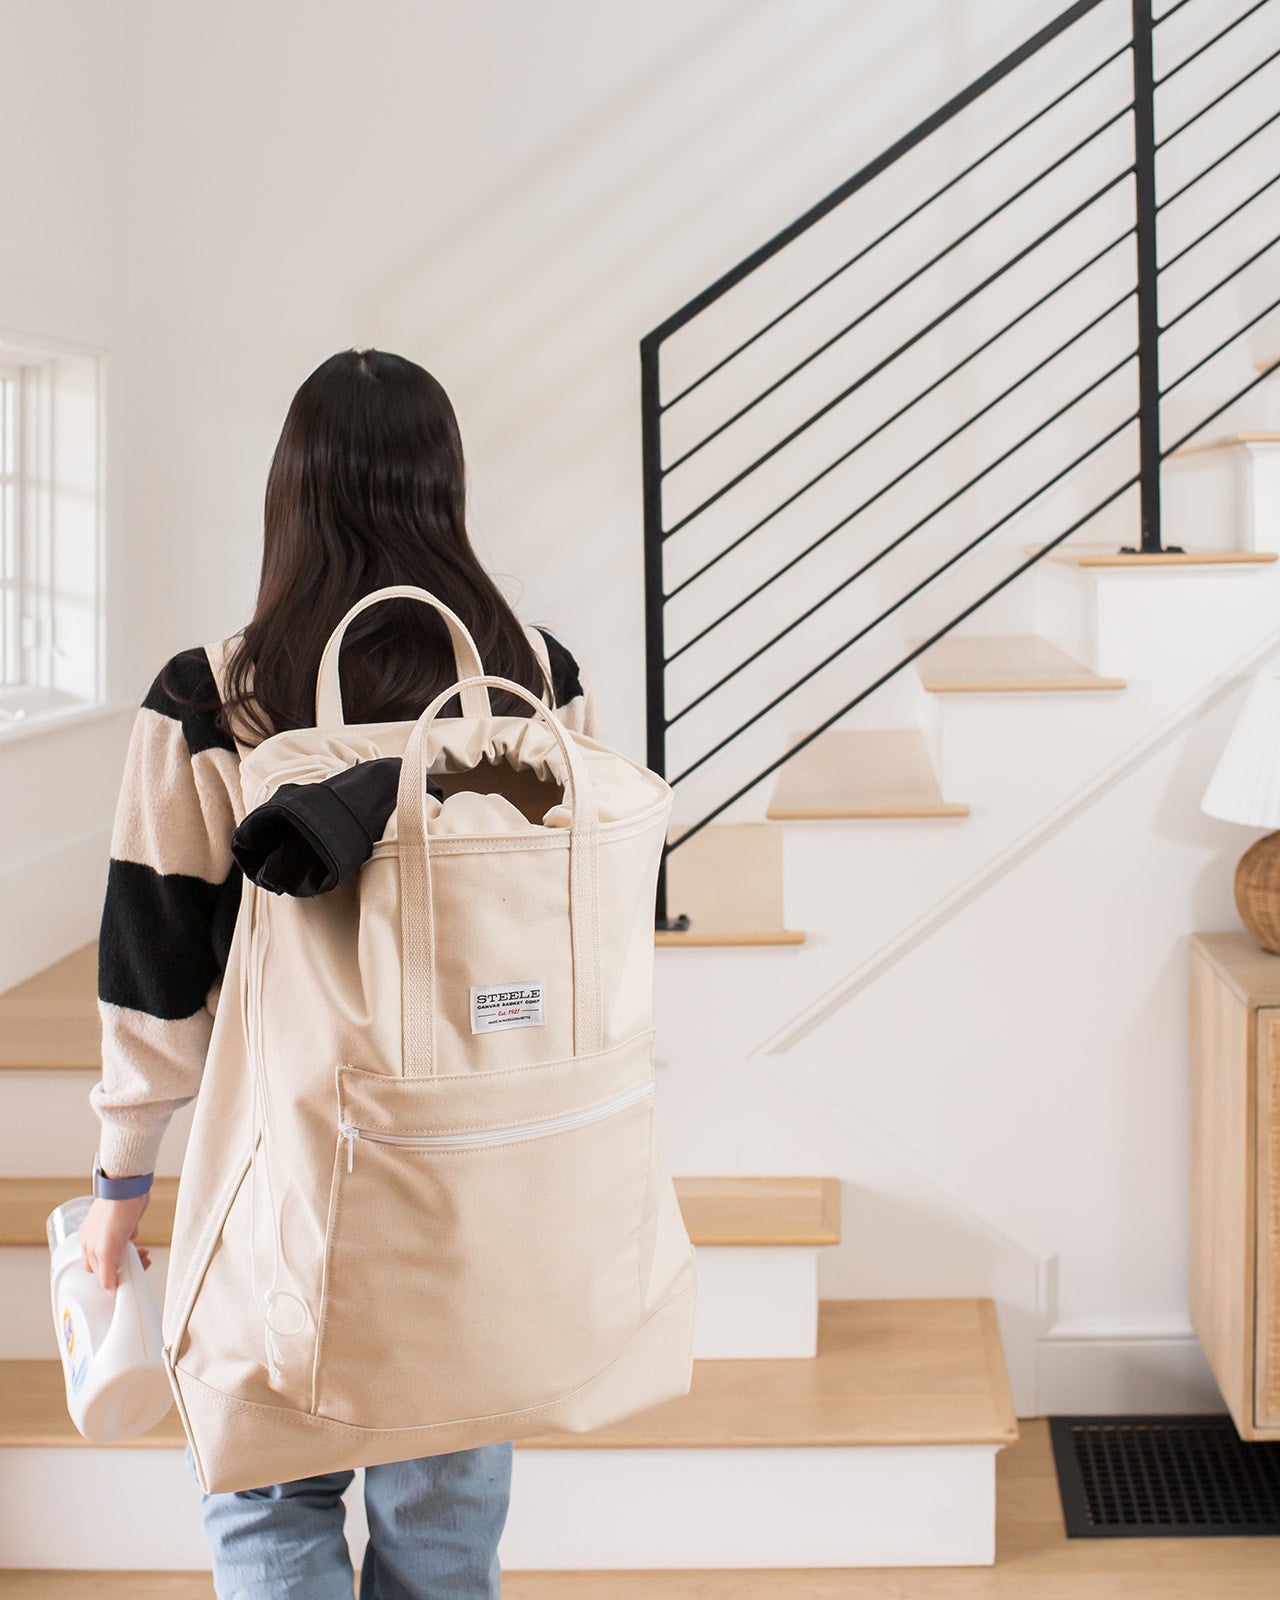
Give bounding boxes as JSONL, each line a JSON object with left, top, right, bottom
{"left": 0, "top": 945, "right": 1015, "bottom": 1575}
{"left": 637, "top": 0, "right": 1280, "bottom": 1545}
{"left": 644, "top": 0, "right": 1280, "bottom": 928}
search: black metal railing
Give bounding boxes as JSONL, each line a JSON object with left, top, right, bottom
{"left": 642, "top": 0, "right": 1280, "bottom": 929}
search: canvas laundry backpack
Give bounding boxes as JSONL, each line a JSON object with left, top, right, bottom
{"left": 161, "top": 584, "right": 699, "bottom": 1494}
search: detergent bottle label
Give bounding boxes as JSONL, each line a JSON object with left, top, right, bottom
{"left": 59, "top": 1300, "right": 91, "bottom": 1395}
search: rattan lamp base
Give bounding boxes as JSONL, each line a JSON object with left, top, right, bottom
{"left": 1234, "top": 830, "right": 1280, "bottom": 954}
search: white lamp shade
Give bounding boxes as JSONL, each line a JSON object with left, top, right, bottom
{"left": 1202, "top": 670, "right": 1280, "bottom": 827}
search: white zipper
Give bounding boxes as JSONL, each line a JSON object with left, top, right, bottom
{"left": 338, "top": 1078, "right": 654, "bottom": 1171}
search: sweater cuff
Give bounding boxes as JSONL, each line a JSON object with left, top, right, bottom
{"left": 93, "top": 1117, "right": 166, "bottom": 1183}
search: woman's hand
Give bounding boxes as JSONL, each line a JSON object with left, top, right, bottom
{"left": 80, "top": 1194, "right": 153, "bottom": 1292}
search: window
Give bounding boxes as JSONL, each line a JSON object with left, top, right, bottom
{"left": 0, "top": 338, "right": 105, "bottom": 733}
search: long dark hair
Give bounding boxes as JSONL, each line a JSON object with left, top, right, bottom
{"left": 169, "top": 348, "right": 549, "bottom": 746}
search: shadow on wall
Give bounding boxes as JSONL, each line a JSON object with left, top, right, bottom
{"left": 835, "top": 1178, "right": 1051, "bottom": 1414}
{"left": 355, "top": 0, "right": 985, "bottom": 488}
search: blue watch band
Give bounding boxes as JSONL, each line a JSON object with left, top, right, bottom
{"left": 91, "top": 1155, "right": 155, "bottom": 1200}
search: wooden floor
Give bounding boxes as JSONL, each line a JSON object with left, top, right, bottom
{"left": 6, "top": 1420, "right": 1277, "bottom": 1597}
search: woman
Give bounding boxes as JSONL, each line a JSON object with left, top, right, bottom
{"left": 79, "top": 347, "right": 598, "bottom": 1599}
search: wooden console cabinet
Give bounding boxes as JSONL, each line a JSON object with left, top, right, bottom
{"left": 1189, "top": 931, "right": 1280, "bottom": 1439}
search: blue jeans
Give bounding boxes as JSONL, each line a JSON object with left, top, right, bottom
{"left": 184, "top": 1441, "right": 513, "bottom": 1599}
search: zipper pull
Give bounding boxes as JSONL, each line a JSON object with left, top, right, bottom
{"left": 339, "top": 1123, "right": 358, "bottom": 1172}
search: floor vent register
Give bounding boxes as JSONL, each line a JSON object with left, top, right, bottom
{"left": 1049, "top": 1415, "right": 1280, "bottom": 1538}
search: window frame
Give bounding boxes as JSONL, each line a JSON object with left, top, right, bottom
{"left": 0, "top": 335, "right": 107, "bottom": 738}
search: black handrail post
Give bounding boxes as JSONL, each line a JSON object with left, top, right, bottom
{"left": 640, "top": 332, "right": 690, "bottom": 933}
{"left": 1126, "top": 0, "right": 1180, "bottom": 554}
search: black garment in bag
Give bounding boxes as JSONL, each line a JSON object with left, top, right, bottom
{"left": 231, "top": 756, "right": 444, "bottom": 897}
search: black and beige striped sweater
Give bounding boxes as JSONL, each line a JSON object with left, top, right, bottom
{"left": 92, "top": 625, "right": 597, "bottom": 1180}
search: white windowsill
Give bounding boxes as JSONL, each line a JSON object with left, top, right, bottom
{"left": 0, "top": 695, "right": 132, "bottom": 747}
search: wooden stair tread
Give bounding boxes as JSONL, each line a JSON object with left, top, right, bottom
{"left": 0, "top": 1174, "right": 841, "bottom": 1249}
{"left": 2, "top": 1361, "right": 190, "bottom": 1446}
{"left": 657, "top": 822, "right": 804, "bottom": 947}
{"left": 0, "top": 1298, "right": 1017, "bottom": 1451}
{"left": 0, "top": 913, "right": 817, "bottom": 1065}
{"left": 2, "top": 1178, "right": 182, "bottom": 1247}
{"left": 1024, "top": 540, "right": 1278, "bottom": 567}
{"left": 1173, "top": 430, "right": 1280, "bottom": 456}
{"left": 765, "top": 729, "right": 968, "bottom": 819}
{"left": 524, "top": 1297, "right": 1018, "bottom": 1449}
{"left": 672, "top": 1175, "right": 840, "bottom": 1244}
{"left": 0, "top": 944, "right": 100, "bottom": 1071}
{"left": 916, "top": 634, "right": 1125, "bottom": 693}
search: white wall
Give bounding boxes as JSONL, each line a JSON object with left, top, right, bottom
{"left": 0, "top": 0, "right": 126, "bottom": 983}
{"left": 118, "top": 0, "right": 1101, "bottom": 740}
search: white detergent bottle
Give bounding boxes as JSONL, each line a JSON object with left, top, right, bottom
{"left": 47, "top": 1195, "right": 173, "bottom": 1442}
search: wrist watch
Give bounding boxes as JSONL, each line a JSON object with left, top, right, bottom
{"left": 91, "top": 1153, "right": 155, "bottom": 1200}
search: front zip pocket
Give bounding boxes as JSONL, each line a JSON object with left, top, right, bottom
{"left": 337, "top": 1078, "right": 654, "bottom": 1170}
{"left": 311, "top": 1028, "right": 658, "bottom": 1428}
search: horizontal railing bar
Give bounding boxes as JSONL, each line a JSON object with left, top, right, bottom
{"left": 1161, "top": 231, "right": 1280, "bottom": 331}
{"left": 1158, "top": 169, "right": 1280, "bottom": 271}
{"left": 667, "top": 356, "right": 1133, "bottom": 723}
{"left": 661, "top": 167, "right": 1135, "bottom": 541}
{"left": 1155, "top": 0, "right": 1271, "bottom": 87}
{"left": 667, "top": 406, "right": 1137, "bottom": 770}
{"left": 666, "top": 293, "right": 1135, "bottom": 666}
{"left": 1157, "top": 103, "right": 1280, "bottom": 208}
{"left": 1162, "top": 289, "right": 1280, "bottom": 393}
{"left": 1154, "top": 0, "right": 1199, "bottom": 23}
{"left": 660, "top": 41, "right": 1131, "bottom": 414}
{"left": 662, "top": 104, "right": 1135, "bottom": 477}
{"left": 1155, "top": 41, "right": 1280, "bottom": 147}
{"left": 664, "top": 470, "right": 1140, "bottom": 856}
{"left": 664, "top": 228, "right": 1134, "bottom": 598}
{"left": 666, "top": 468, "right": 1143, "bottom": 857}
{"left": 1161, "top": 357, "right": 1280, "bottom": 456}
{"left": 642, "top": 0, "right": 1109, "bottom": 348}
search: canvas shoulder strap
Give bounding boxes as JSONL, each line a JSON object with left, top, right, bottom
{"left": 201, "top": 631, "right": 261, "bottom": 759}
{"left": 524, "top": 623, "right": 555, "bottom": 704}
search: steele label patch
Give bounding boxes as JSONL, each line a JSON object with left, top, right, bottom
{"left": 470, "top": 981, "right": 547, "bottom": 1034}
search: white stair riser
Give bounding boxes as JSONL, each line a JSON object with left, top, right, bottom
{"left": 505, "top": 1444, "right": 998, "bottom": 1567}
{"left": 0, "top": 1447, "right": 366, "bottom": 1570}
{"left": 1092, "top": 566, "right": 1280, "bottom": 684}
{"left": 1, "top": 1248, "right": 175, "bottom": 1359}
{"left": 0, "top": 1244, "right": 820, "bottom": 1360}
{"left": 0, "top": 1443, "right": 999, "bottom": 1569}
{"left": 1162, "top": 441, "right": 1280, "bottom": 557}
{"left": 1035, "top": 555, "right": 1280, "bottom": 682}
{"left": 0, "top": 1073, "right": 194, "bottom": 1177}
{"left": 1034, "top": 559, "right": 1096, "bottom": 672}
{"left": 690, "top": 1244, "right": 818, "bottom": 1356}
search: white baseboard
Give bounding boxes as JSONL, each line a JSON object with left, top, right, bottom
{"left": 1035, "top": 1318, "right": 1225, "bottom": 1415}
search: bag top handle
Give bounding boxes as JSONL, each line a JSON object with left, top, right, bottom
{"left": 396, "top": 672, "right": 602, "bottom": 1073}
{"left": 315, "top": 584, "right": 492, "bottom": 729}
